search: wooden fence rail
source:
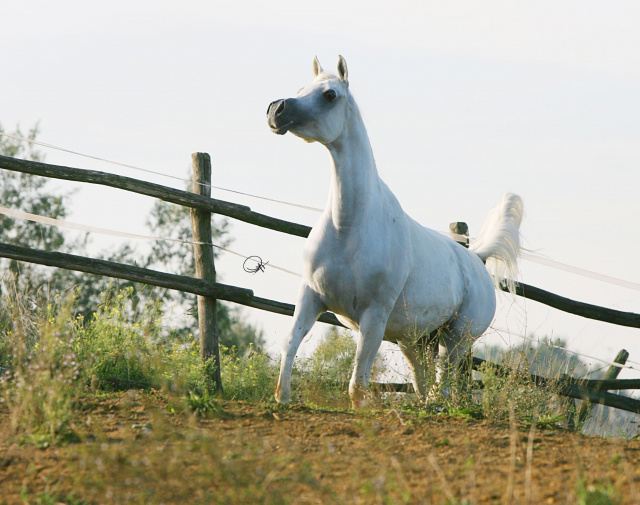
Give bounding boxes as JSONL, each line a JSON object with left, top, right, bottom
{"left": 0, "top": 154, "right": 310, "bottom": 238}
{"left": 1, "top": 154, "right": 637, "bottom": 329}
{"left": 0, "top": 241, "right": 344, "bottom": 327}
{"left": 1, "top": 153, "right": 640, "bottom": 421}
{"left": 499, "top": 281, "right": 640, "bottom": 328}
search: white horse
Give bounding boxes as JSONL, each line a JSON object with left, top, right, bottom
{"left": 267, "top": 56, "right": 523, "bottom": 408}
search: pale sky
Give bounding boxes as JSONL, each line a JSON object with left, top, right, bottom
{"left": 2, "top": 1, "right": 640, "bottom": 379}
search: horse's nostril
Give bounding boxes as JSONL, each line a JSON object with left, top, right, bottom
{"left": 267, "top": 100, "right": 286, "bottom": 117}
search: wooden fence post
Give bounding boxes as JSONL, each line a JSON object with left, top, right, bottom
{"left": 450, "top": 222, "right": 469, "bottom": 248}
{"left": 190, "top": 152, "right": 223, "bottom": 393}
{"left": 573, "top": 348, "right": 629, "bottom": 428}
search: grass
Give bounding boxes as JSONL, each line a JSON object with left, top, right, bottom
{"left": 1, "top": 295, "right": 82, "bottom": 446}
{"left": 0, "top": 285, "right": 588, "bottom": 438}
{"left": 575, "top": 479, "right": 620, "bottom": 505}
{"left": 1, "top": 285, "right": 638, "bottom": 504}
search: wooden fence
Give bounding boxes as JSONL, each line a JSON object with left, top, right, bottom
{"left": 1, "top": 152, "right": 639, "bottom": 421}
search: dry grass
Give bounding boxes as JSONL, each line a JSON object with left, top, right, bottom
{"left": 0, "top": 288, "right": 635, "bottom": 504}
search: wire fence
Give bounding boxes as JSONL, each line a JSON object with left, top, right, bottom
{"left": 3, "top": 130, "right": 639, "bottom": 292}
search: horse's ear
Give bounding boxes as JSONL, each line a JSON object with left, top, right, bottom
{"left": 337, "top": 55, "right": 348, "bottom": 83}
{"left": 313, "top": 56, "right": 324, "bottom": 77}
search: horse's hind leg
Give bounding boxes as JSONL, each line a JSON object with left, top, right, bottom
{"left": 397, "top": 332, "right": 438, "bottom": 397}
{"left": 436, "top": 326, "right": 474, "bottom": 393}
{"left": 435, "top": 312, "right": 490, "bottom": 400}
{"left": 435, "top": 275, "right": 495, "bottom": 397}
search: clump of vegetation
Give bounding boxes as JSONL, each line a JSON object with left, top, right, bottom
{"left": 575, "top": 478, "right": 620, "bottom": 505}
{"left": 304, "top": 328, "right": 358, "bottom": 385}
{"left": 289, "top": 328, "right": 387, "bottom": 409}
{"left": 185, "top": 390, "right": 221, "bottom": 418}
{"left": 220, "top": 344, "right": 279, "bottom": 402}
{"left": 0, "top": 285, "right": 272, "bottom": 445}
{"left": 73, "top": 287, "right": 164, "bottom": 391}
{"left": 479, "top": 358, "right": 556, "bottom": 423}
{"left": 475, "top": 340, "right": 588, "bottom": 427}
{"left": 1, "top": 293, "right": 82, "bottom": 447}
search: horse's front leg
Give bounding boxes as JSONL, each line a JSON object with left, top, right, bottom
{"left": 275, "top": 285, "right": 325, "bottom": 404}
{"left": 349, "top": 308, "right": 389, "bottom": 409}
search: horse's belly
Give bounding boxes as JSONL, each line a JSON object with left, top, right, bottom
{"left": 382, "top": 254, "right": 467, "bottom": 340}
{"left": 384, "top": 294, "right": 459, "bottom": 341}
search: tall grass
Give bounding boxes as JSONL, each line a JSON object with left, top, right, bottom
{"left": 73, "top": 288, "right": 165, "bottom": 391}
{"left": 0, "top": 280, "right": 615, "bottom": 446}
{"left": 0, "top": 285, "right": 284, "bottom": 443}
{"left": 1, "top": 293, "right": 82, "bottom": 446}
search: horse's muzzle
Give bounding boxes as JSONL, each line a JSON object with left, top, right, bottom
{"left": 267, "top": 99, "right": 295, "bottom": 135}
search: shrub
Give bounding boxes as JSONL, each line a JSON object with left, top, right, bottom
{"left": 72, "top": 287, "right": 163, "bottom": 391}
{"left": 220, "top": 344, "right": 279, "bottom": 402}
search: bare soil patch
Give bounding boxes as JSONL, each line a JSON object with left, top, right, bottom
{"left": 1, "top": 391, "right": 639, "bottom": 504}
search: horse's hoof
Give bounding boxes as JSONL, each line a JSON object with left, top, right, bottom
{"left": 349, "top": 384, "right": 373, "bottom": 409}
{"left": 274, "top": 386, "right": 291, "bottom": 405}
{"left": 351, "top": 398, "right": 369, "bottom": 410}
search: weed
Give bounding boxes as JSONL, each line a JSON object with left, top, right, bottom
{"left": 478, "top": 356, "right": 562, "bottom": 425}
{"left": 185, "top": 390, "right": 220, "bottom": 418}
{"left": 20, "top": 485, "right": 87, "bottom": 505}
{"left": 72, "top": 287, "right": 163, "bottom": 391}
{"left": 575, "top": 479, "right": 620, "bottom": 505}
{"left": 439, "top": 404, "right": 484, "bottom": 421}
{"left": 523, "top": 413, "right": 566, "bottom": 430}
{"left": 291, "top": 328, "right": 388, "bottom": 409}
{"left": 220, "top": 344, "right": 279, "bottom": 402}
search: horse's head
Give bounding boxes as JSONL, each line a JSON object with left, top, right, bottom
{"left": 267, "top": 56, "right": 350, "bottom": 144}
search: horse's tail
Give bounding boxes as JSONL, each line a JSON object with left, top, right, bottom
{"left": 469, "top": 193, "right": 524, "bottom": 292}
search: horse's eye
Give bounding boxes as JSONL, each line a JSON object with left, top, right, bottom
{"left": 323, "top": 90, "right": 337, "bottom": 103}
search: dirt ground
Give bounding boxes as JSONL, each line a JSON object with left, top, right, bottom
{"left": 2, "top": 390, "right": 640, "bottom": 504}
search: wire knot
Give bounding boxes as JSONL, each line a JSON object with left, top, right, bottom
{"left": 243, "top": 255, "right": 268, "bottom": 274}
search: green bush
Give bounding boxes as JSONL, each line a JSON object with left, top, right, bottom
{"left": 72, "top": 287, "right": 164, "bottom": 390}
{"left": 220, "top": 344, "right": 279, "bottom": 402}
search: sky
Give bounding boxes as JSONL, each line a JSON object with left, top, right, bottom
{"left": 2, "top": 1, "right": 640, "bottom": 381}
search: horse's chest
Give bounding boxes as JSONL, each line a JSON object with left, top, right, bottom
{"left": 304, "top": 240, "right": 358, "bottom": 309}
{"left": 303, "top": 224, "right": 405, "bottom": 318}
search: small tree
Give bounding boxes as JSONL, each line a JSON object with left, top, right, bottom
{"left": 0, "top": 123, "right": 77, "bottom": 296}
{"left": 0, "top": 121, "right": 265, "bottom": 353}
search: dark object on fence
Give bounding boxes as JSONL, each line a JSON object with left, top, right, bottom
{"left": 243, "top": 256, "right": 269, "bottom": 274}
{"left": 449, "top": 222, "right": 469, "bottom": 248}
{"left": 190, "top": 153, "right": 223, "bottom": 393}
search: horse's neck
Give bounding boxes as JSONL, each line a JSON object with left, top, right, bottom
{"left": 325, "top": 97, "right": 380, "bottom": 230}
